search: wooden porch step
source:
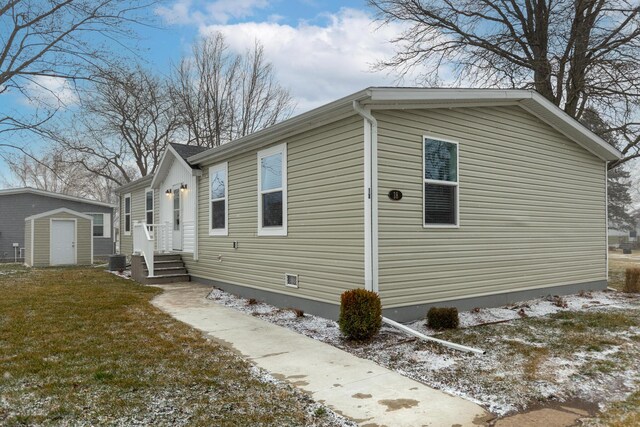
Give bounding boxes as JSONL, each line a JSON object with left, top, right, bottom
{"left": 153, "top": 253, "right": 183, "bottom": 261}
{"left": 147, "top": 260, "right": 185, "bottom": 269}
{"left": 145, "top": 274, "right": 190, "bottom": 284}
{"left": 145, "top": 266, "right": 187, "bottom": 275}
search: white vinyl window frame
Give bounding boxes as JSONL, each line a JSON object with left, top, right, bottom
{"left": 257, "top": 143, "right": 287, "bottom": 237}
{"left": 124, "top": 193, "right": 132, "bottom": 236}
{"left": 145, "top": 188, "right": 154, "bottom": 230}
{"left": 86, "top": 212, "right": 111, "bottom": 238}
{"left": 423, "top": 135, "right": 460, "bottom": 229}
{"left": 209, "top": 162, "right": 228, "bottom": 236}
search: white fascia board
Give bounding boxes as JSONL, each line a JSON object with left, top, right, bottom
{"left": 367, "top": 87, "right": 532, "bottom": 102}
{"left": 369, "top": 87, "right": 621, "bottom": 162}
{"left": 520, "top": 93, "right": 622, "bottom": 161}
{"left": 0, "top": 187, "right": 116, "bottom": 208}
{"left": 25, "top": 207, "right": 94, "bottom": 221}
{"left": 150, "top": 145, "right": 200, "bottom": 189}
{"left": 115, "top": 175, "right": 154, "bottom": 194}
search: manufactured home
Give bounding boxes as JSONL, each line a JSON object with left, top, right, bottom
{"left": 116, "top": 88, "right": 621, "bottom": 321}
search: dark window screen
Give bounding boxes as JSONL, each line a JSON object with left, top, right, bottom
{"left": 424, "top": 183, "right": 456, "bottom": 225}
{"left": 262, "top": 191, "right": 283, "bottom": 227}
{"left": 211, "top": 200, "right": 225, "bottom": 229}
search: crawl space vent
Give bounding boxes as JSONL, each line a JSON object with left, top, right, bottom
{"left": 285, "top": 273, "right": 299, "bottom": 288}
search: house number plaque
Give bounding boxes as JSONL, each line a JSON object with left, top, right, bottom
{"left": 388, "top": 190, "right": 403, "bottom": 201}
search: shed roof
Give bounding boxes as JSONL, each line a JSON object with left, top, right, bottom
{"left": 0, "top": 187, "right": 115, "bottom": 208}
{"left": 24, "top": 207, "right": 94, "bottom": 221}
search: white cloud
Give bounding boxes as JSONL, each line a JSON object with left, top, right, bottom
{"left": 21, "top": 76, "right": 78, "bottom": 109}
{"left": 199, "top": 8, "right": 424, "bottom": 112}
{"left": 156, "top": 0, "right": 269, "bottom": 25}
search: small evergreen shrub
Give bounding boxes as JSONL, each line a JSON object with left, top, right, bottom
{"left": 427, "top": 307, "right": 459, "bottom": 329}
{"left": 624, "top": 268, "right": 640, "bottom": 293}
{"left": 338, "top": 289, "right": 382, "bottom": 341}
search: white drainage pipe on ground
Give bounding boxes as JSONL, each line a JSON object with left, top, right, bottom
{"left": 382, "top": 317, "right": 486, "bottom": 355}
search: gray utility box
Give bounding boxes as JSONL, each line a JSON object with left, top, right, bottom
{"left": 108, "top": 254, "right": 127, "bottom": 271}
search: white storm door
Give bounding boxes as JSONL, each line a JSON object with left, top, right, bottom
{"left": 51, "top": 220, "right": 76, "bottom": 265}
{"left": 172, "top": 187, "right": 182, "bottom": 250}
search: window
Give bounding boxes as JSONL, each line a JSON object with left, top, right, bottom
{"left": 124, "top": 193, "right": 131, "bottom": 235}
{"left": 89, "top": 213, "right": 111, "bottom": 238}
{"left": 209, "top": 162, "right": 228, "bottom": 236}
{"left": 258, "top": 143, "right": 287, "bottom": 236}
{"left": 145, "top": 189, "right": 154, "bottom": 231}
{"left": 423, "top": 137, "right": 459, "bottom": 227}
{"left": 173, "top": 188, "right": 180, "bottom": 231}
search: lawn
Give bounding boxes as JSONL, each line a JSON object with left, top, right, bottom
{"left": 205, "top": 255, "right": 640, "bottom": 425}
{"left": 0, "top": 266, "right": 345, "bottom": 426}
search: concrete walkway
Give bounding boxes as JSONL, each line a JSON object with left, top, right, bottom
{"left": 151, "top": 282, "right": 492, "bottom": 427}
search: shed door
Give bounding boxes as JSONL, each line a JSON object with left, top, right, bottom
{"left": 51, "top": 220, "right": 76, "bottom": 265}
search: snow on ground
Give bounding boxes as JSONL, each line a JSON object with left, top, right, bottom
{"left": 205, "top": 287, "right": 640, "bottom": 417}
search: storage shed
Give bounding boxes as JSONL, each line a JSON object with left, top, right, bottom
{"left": 24, "top": 208, "right": 94, "bottom": 267}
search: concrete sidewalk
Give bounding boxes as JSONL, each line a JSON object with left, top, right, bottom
{"left": 151, "top": 282, "right": 492, "bottom": 426}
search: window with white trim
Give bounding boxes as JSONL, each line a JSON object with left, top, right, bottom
{"left": 423, "top": 137, "right": 459, "bottom": 226}
{"left": 89, "top": 213, "right": 111, "bottom": 238}
{"left": 258, "top": 143, "right": 287, "bottom": 236}
{"left": 209, "top": 162, "right": 228, "bottom": 236}
{"left": 124, "top": 193, "right": 132, "bottom": 235}
{"left": 145, "top": 189, "right": 154, "bottom": 231}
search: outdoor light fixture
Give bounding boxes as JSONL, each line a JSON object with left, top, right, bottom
{"left": 180, "top": 183, "right": 187, "bottom": 191}
{"left": 165, "top": 189, "right": 172, "bottom": 195}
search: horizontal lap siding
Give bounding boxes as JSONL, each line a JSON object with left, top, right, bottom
{"left": 24, "top": 221, "right": 32, "bottom": 266}
{"left": 33, "top": 212, "right": 92, "bottom": 266}
{"left": 376, "top": 106, "right": 606, "bottom": 308}
{"left": 120, "top": 185, "right": 148, "bottom": 256}
{"left": 184, "top": 116, "right": 364, "bottom": 305}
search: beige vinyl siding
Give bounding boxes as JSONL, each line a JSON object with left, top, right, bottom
{"left": 184, "top": 115, "right": 364, "bottom": 305}
{"left": 119, "top": 184, "right": 149, "bottom": 256}
{"left": 376, "top": 106, "right": 606, "bottom": 308}
{"left": 31, "top": 212, "right": 92, "bottom": 266}
{"left": 24, "top": 220, "right": 32, "bottom": 266}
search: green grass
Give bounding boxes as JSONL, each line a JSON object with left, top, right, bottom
{"left": 0, "top": 267, "right": 333, "bottom": 426}
{"left": 588, "top": 391, "right": 640, "bottom": 426}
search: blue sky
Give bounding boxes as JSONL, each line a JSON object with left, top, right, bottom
{"left": 1, "top": 0, "right": 419, "bottom": 184}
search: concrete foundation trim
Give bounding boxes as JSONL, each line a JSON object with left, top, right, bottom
{"left": 383, "top": 280, "right": 609, "bottom": 322}
{"left": 190, "top": 275, "right": 341, "bottom": 320}
{"left": 190, "top": 276, "right": 607, "bottom": 322}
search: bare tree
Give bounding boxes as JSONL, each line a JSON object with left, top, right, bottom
{"left": 45, "top": 65, "right": 181, "bottom": 186}
{"left": 171, "top": 33, "right": 295, "bottom": 148}
{"left": 368, "top": 0, "right": 640, "bottom": 167}
{"left": 0, "top": 0, "right": 156, "bottom": 141}
{"left": 1, "top": 148, "right": 117, "bottom": 203}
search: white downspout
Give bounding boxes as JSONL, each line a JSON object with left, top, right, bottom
{"left": 605, "top": 162, "right": 608, "bottom": 282}
{"left": 352, "top": 102, "right": 484, "bottom": 355}
{"left": 382, "top": 317, "right": 485, "bottom": 355}
{"left": 353, "top": 101, "right": 378, "bottom": 293}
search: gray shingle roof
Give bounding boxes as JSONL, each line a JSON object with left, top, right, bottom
{"left": 169, "top": 143, "right": 208, "bottom": 162}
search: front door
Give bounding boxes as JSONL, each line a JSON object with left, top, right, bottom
{"left": 172, "top": 187, "right": 182, "bottom": 250}
{"left": 51, "top": 220, "right": 75, "bottom": 265}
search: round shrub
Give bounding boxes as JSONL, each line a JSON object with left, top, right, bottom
{"left": 427, "top": 307, "right": 459, "bottom": 329}
{"left": 624, "top": 267, "right": 640, "bottom": 293}
{"left": 338, "top": 288, "right": 382, "bottom": 341}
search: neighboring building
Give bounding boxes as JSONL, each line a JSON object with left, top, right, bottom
{"left": 116, "top": 87, "right": 621, "bottom": 321}
{"left": 0, "top": 188, "right": 115, "bottom": 263}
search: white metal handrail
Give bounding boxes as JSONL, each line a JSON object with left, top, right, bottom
{"left": 133, "top": 222, "right": 155, "bottom": 277}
